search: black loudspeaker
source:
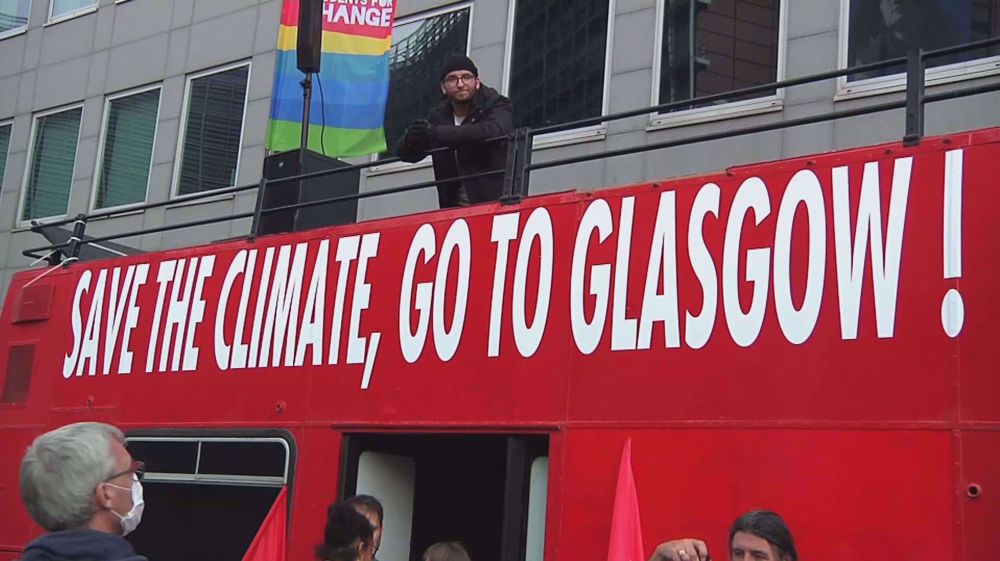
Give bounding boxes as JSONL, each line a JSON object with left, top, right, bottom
{"left": 258, "top": 149, "right": 360, "bottom": 235}
{"left": 297, "top": 0, "right": 323, "bottom": 73}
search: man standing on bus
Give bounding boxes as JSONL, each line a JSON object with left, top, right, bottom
{"left": 648, "top": 510, "right": 797, "bottom": 561}
{"left": 18, "top": 422, "right": 147, "bottom": 561}
{"left": 396, "top": 54, "right": 513, "bottom": 209}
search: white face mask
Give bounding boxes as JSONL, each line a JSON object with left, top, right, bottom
{"left": 107, "top": 476, "right": 144, "bottom": 536}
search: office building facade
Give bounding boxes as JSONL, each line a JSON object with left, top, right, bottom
{"left": 0, "top": 0, "right": 997, "bottom": 299}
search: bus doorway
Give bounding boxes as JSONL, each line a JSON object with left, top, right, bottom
{"left": 340, "top": 434, "right": 549, "bottom": 561}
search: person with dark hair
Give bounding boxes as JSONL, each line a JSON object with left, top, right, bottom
{"left": 422, "top": 541, "right": 472, "bottom": 561}
{"left": 346, "top": 495, "right": 384, "bottom": 561}
{"left": 647, "top": 509, "right": 797, "bottom": 561}
{"left": 396, "top": 54, "right": 513, "bottom": 209}
{"left": 315, "top": 502, "right": 377, "bottom": 561}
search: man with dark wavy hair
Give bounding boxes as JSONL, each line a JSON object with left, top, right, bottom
{"left": 648, "top": 509, "right": 797, "bottom": 561}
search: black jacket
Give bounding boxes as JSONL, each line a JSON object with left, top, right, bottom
{"left": 396, "top": 85, "right": 513, "bottom": 208}
{"left": 20, "top": 529, "right": 147, "bottom": 561}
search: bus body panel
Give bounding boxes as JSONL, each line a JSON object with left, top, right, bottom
{"left": 1, "top": 129, "right": 998, "bottom": 560}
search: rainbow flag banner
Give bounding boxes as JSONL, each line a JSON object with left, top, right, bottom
{"left": 267, "top": 0, "right": 398, "bottom": 156}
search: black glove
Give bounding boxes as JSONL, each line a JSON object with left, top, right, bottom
{"left": 407, "top": 119, "right": 431, "bottom": 144}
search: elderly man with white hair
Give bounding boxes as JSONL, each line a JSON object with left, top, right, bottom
{"left": 18, "top": 422, "right": 147, "bottom": 561}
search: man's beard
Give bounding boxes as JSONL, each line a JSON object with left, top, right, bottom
{"left": 451, "top": 93, "right": 475, "bottom": 111}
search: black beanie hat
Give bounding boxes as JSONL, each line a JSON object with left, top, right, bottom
{"left": 440, "top": 54, "right": 478, "bottom": 80}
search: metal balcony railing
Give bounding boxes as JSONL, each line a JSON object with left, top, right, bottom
{"left": 21, "top": 36, "right": 1000, "bottom": 266}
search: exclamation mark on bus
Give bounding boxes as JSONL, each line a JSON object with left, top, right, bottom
{"left": 941, "top": 149, "right": 964, "bottom": 338}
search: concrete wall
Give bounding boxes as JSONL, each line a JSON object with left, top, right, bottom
{"left": 0, "top": 0, "right": 998, "bottom": 300}
{"left": 0, "top": 0, "right": 280, "bottom": 299}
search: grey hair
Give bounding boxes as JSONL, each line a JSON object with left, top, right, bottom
{"left": 19, "top": 422, "right": 124, "bottom": 531}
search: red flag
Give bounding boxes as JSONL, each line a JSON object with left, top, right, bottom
{"left": 243, "top": 486, "right": 288, "bottom": 561}
{"left": 607, "top": 438, "right": 644, "bottom": 561}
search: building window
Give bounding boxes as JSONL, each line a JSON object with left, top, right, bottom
{"left": 846, "top": 0, "right": 1000, "bottom": 82}
{"left": 94, "top": 88, "right": 160, "bottom": 210}
{"left": 0, "top": 123, "right": 11, "bottom": 189}
{"left": 382, "top": 5, "right": 472, "bottom": 157}
{"left": 175, "top": 63, "right": 249, "bottom": 197}
{"left": 657, "top": 0, "right": 781, "bottom": 111}
{"left": 49, "top": 0, "right": 97, "bottom": 21}
{"left": 21, "top": 106, "right": 82, "bottom": 222}
{"left": 507, "top": 0, "right": 612, "bottom": 131}
{"left": 1, "top": 0, "right": 30, "bottom": 35}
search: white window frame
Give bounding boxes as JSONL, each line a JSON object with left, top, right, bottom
{"left": 0, "top": 119, "right": 13, "bottom": 190}
{"left": 0, "top": 26, "right": 27, "bottom": 41}
{"left": 501, "top": 0, "right": 617, "bottom": 149}
{"left": 90, "top": 84, "right": 162, "bottom": 212}
{"left": 368, "top": 1, "right": 475, "bottom": 176}
{"left": 648, "top": 0, "right": 787, "bottom": 131}
{"left": 0, "top": 0, "right": 30, "bottom": 39}
{"left": 835, "top": 0, "right": 1000, "bottom": 100}
{"left": 17, "top": 103, "right": 84, "bottom": 227}
{"left": 125, "top": 436, "right": 291, "bottom": 487}
{"left": 171, "top": 60, "right": 252, "bottom": 200}
{"left": 46, "top": 0, "right": 97, "bottom": 25}
{"left": 0, "top": 118, "right": 11, "bottom": 217}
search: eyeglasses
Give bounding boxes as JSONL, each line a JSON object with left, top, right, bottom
{"left": 442, "top": 74, "right": 476, "bottom": 86}
{"left": 105, "top": 460, "right": 145, "bottom": 483}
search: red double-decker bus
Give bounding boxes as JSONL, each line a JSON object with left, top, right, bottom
{"left": 1, "top": 127, "right": 998, "bottom": 561}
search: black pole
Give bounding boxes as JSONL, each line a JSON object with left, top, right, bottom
{"left": 688, "top": 0, "right": 696, "bottom": 100}
{"left": 502, "top": 130, "right": 519, "bottom": 201}
{"left": 501, "top": 129, "right": 532, "bottom": 205}
{"left": 248, "top": 174, "right": 269, "bottom": 241}
{"left": 296, "top": 0, "right": 320, "bottom": 168}
{"left": 300, "top": 72, "right": 313, "bottom": 167}
{"left": 64, "top": 214, "right": 87, "bottom": 266}
{"left": 517, "top": 129, "right": 533, "bottom": 199}
{"left": 903, "top": 48, "right": 925, "bottom": 146}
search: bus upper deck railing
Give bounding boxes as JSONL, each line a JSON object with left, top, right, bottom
{"left": 21, "top": 36, "right": 1000, "bottom": 265}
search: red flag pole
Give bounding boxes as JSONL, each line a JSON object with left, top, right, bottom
{"left": 242, "top": 486, "right": 289, "bottom": 561}
{"left": 607, "top": 438, "right": 645, "bottom": 561}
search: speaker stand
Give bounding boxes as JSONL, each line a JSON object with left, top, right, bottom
{"left": 300, "top": 72, "right": 314, "bottom": 169}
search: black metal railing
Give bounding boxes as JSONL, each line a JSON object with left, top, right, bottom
{"left": 22, "top": 36, "right": 1000, "bottom": 265}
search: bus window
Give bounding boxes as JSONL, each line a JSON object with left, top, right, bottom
{"left": 123, "top": 436, "right": 292, "bottom": 561}
{"left": 341, "top": 434, "right": 548, "bottom": 561}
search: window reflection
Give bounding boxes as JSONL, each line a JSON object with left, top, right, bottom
{"left": 848, "top": 0, "right": 1000, "bottom": 81}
